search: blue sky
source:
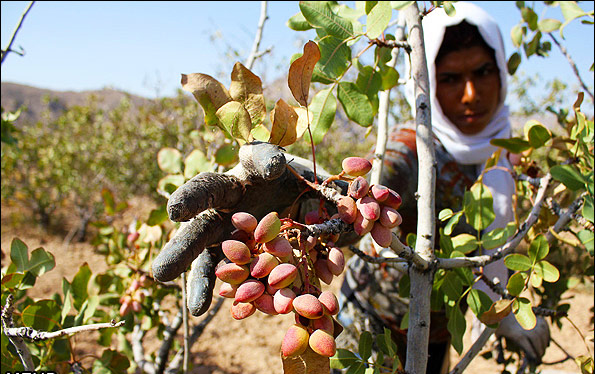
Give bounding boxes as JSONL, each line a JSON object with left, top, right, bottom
{"left": 1, "top": 1, "right": 593, "bottom": 112}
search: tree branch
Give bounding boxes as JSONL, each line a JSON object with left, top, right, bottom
{"left": 438, "top": 174, "right": 552, "bottom": 270}
{"left": 548, "top": 33, "right": 594, "bottom": 104}
{"left": 1, "top": 294, "right": 34, "bottom": 370}
{"left": 403, "top": 3, "right": 436, "bottom": 373}
{"left": 1, "top": 1, "right": 34, "bottom": 65}
{"left": 244, "top": 1, "right": 269, "bottom": 70}
{"left": 449, "top": 326, "right": 496, "bottom": 374}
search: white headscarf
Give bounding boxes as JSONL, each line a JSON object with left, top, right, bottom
{"left": 406, "top": 2, "right": 515, "bottom": 300}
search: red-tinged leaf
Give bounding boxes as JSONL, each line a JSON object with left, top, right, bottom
{"left": 288, "top": 41, "right": 321, "bottom": 106}
{"left": 229, "top": 62, "right": 266, "bottom": 126}
{"left": 480, "top": 299, "right": 513, "bottom": 325}
{"left": 269, "top": 99, "right": 298, "bottom": 147}
{"left": 181, "top": 73, "right": 231, "bottom": 126}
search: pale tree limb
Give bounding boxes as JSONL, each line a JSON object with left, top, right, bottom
{"left": 132, "top": 324, "right": 157, "bottom": 374}
{"left": 403, "top": 3, "right": 436, "bottom": 374}
{"left": 1, "top": 294, "right": 34, "bottom": 370}
{"left": 548, "top": 33, "right": 594, "bottom": 104}
{"left": 438, "top": 174, "right": 552, "bottom": 270}
{"left": 245, "top": 1, "right": 269, "bottom": 70}
{"left": 1, "top": 1, "right": 34, "bottom": 65}
{"left": 370, "top": 10, "right": 405, "bottom": 186}
{"left": 449, "top": 326, "right": 496, "bottom": 374}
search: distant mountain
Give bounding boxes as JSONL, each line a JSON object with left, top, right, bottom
{"left": 1, "top": 82, "right": 152, "bottom": 124}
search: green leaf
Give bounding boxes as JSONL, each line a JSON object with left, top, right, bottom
{"left": 463, "top": 182, "right": 495, "bottom": 232}
{"left": 157, "top": 148, "right": 182, "bottom": 174}
{"left": 215, "top": 101, "right": 252, "bottom": 142}
{"left": 538, "top": 18, "right": 562, "bottom": 33}
{"left": 72, "top": 263, "right": 91, "bottom": 311}
{"left": 27, "top": 248, "right": 55, "bottom": 277}
{"left": 577, "top": 229, "right": 594, "bottom": 255}
{"left": 390, "top": 2, "right": 414, "bottom": 10}
{"left": 184, "top": 149, "right": 211, "bottom": 179}
{"left": 147, "top": 204, "right": 168, "bottom": 226}
{"left": 550, "top": 164, "right": 586, "bottom": 190}
{"left": 376, "top": 328, "right": 397, "bottom": 356}
{"left": 287, "top": 12, "right": 312, "bottom": 31}
{"left": 439, "top": 209, "right": 454, "bottom": 221}
{"left": 528, "top": 234, "right": 549, "bottom": 262}
{"left": 101, "top": 188, "right": 116, "bottom": 215}
{"left": 307, "top": 88, "right": 337, "bottom": 145}
{"left": 451, "top": 233, "right": 478, "bottom": 254}
{"left": 491, "top": 136, "right": 530, "bottom": 153}
{"left": 157, "top": 174, "right": 185, "bottom": 195}
{"left": 441, "top": 271, "right": 462, "bottom": 301}
{"left": 444, "top": 211, "right": 463, "bottom": 236}
{"left": 314, "top": 35, "right": 351, "bottom": 82}
{"left": 510, "top": 24, "right": 524, "bottom": 48}
{"left": 366, "top": 1, "right": 391, "bottom": 39}
{"left": 506, "top": 272, "right": 527, "bottom": 296}
{"left": 466, "top": 289, "right": 493, "bottom": 318}
{"left": 583, "top": 194, "right": 594, "bottom": 223}
{"left": 448, "top": 305, "right": 466, "bottom": 354}
{"left": 214, "top": 143, "right": 239, "bottom": 166}
{"left": 559, "top": 1, "right": 586, "bottom": 23}
{"left": 504, "top": 254, "right": 532, "bottom": 271}
{"left": 22, "top": 299, "right": 61, "bottom": 331}
{"left": 507, "top": 52, "right": 522, "bottom": 75}
{"left": 330, "top": 349, "right": 360, "bottom": 369}
{"left": 337, "top": 82, "right": 374, "bottom": 127}
{"left": 300, "top": 1, "right": 355, "bottom": 40}
{"left": 443, "top": 2, "right": 456, "bottom": 17}
{"left": 521, "top": 7, "right": 538, "bottom": 31}
{"left": 93, "top": 349, "right": 131, "bottom": 374}
{"left": 534, "top": 260, "right": 560, "bottom": 283}
{"left": 481, "top": 222, "right": 516, "bottom": 250}
{"left": 526, "top": 122, "right": 551, "bottom": 148}
{"left": 10, "top": 238, "right": 29, "bottom": 273}
{"left": 61, "top": 279, "right": 72, "bottom": 324}
{"left": 356, "top": 65, "right": 383, "bottom": 114}
{"left": 358, "top": 330, "right": 373, "bottom": 361}
{"left": 513, "top": 297, "right": 536, "bottom": 330}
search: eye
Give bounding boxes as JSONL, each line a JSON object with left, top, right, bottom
{"left": 437, "top": 73, "right": 459, "bottom": 84}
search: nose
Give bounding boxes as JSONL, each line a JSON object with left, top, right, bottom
{"left": 461, "top": 79, "right": 477, "bottom": 104}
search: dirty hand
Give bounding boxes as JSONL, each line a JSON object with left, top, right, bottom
{"left": 496, "top": 313, "right": 551, "bottom": 364}
{"left": 151, "top": 141, "right": 342, "bottom": 316}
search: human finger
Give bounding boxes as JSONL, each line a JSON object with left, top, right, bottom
{"left": 152, "top": 209, "right": 229, "bottom": 282}
{"left": 186, "top": 245, "right": 224, "bottom": 316}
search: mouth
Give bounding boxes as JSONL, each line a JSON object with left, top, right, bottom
{"left": 460, "top": 111, "right": 486, "bottom": 124}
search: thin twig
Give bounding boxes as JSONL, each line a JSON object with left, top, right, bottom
{"left": 1, "top": 1, "right": 34, "bottom": 65}
{"left": 3, "top": 320, "right": 125, "bottom": 341}
{"left": 132, "top": 324, "right": 157, "bottom": 374}
{"left": 244, "top": 1, "right": 268, "bottom": 70}
{"left": 546, "top": 192, "right": 588, "bottom": 242}
{"left": 182, "top": 272, "right": 190, "bottom": 373}
{"left": 450, "top": 327, "right": 496, "bottom": 374}
{"left": 548, "top": 33, "right": 594, "bottom": 104}
{"left": 155, "top": 310, "right": 183, "bottom": 374}
{"left": 438, "top": 174, "right": 553, "bottom": 269}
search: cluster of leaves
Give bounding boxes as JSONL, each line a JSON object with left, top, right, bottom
{"left": 507, "top": 1, "right": 594, "bottom": 74}
{"left": 1, "top": 238, "right": 132, "bottom": 373}
{"left": 0, "top": 92, "right": 207, "bottom": 234}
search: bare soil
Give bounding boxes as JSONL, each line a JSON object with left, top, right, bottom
{"left": 1, "top": 200, "right": 593, "bottom": 374}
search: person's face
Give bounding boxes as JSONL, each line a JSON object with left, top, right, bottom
{"left": 435, "top": 45, "right": 501, "bottom": 135}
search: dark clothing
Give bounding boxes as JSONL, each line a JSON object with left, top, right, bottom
{"left": 336, "top": 124, "right": 480, "bottom": 373}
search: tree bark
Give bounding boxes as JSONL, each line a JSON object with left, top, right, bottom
{"left": 403, "top": 3, "right": 436, "bottom": 373}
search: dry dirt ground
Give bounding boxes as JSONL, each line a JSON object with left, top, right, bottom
{"left": 2, "top": 201, "right": 593, "bottom": 374}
